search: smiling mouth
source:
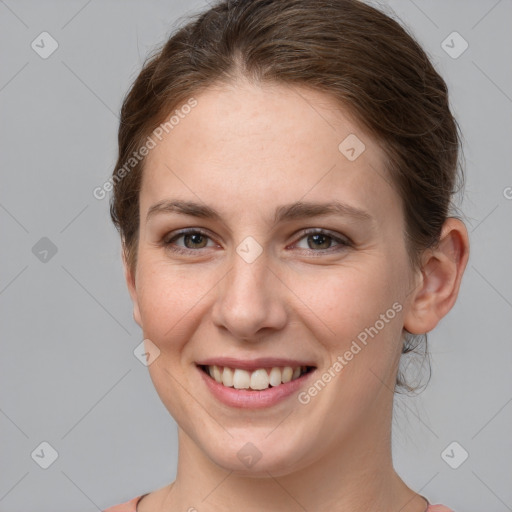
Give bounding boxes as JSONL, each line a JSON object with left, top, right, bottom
{"left": 198, "top": 364, "right": 316, "bottom": 391}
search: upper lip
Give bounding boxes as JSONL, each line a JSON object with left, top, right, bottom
{"left": 196, "top": 357, "right": 317, "bottom": 372}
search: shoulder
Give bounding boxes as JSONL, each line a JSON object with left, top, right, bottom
{"left": 103, "top": 495, "right": 454, "bottom": 512}
{"left": 427, "top": 505, "right": 455, "bottom": 512}
{"left": 103, "top": 494, "right": 145, "bottom": 512}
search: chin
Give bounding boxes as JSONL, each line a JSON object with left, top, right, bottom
{"left": 201, "top": 432, "right": 316, "bottom": 477}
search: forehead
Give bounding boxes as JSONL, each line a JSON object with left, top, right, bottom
{"left": 140, "top": 80, "right": 400, "bottom": 226}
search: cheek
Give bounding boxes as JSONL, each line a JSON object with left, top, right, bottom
{"left": 134, "top": 256, "right": 211, "bottom": 419}
{"left": 306, "top": 262, "right": 403, "bottom": 337}
{"left": 135, "top": 255, "right": 208, "bottom": 345}
{"left": 301, "top": 260, "right": 406, "bottom": 388}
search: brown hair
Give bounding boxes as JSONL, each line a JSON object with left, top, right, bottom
{"left": 110, "top": 0, "right": 464, "bottom": 392}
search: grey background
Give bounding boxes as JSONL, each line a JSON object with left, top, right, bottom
{"left": 0, "top": 0, "right": 511, "bottom": 511}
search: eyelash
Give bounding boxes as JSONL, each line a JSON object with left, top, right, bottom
{"left": 162, "top": 228, "right": 351, "bottom": 256}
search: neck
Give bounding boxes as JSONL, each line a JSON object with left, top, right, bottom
{"left": 161, "top": 395, "right": 425, "bottom": 512}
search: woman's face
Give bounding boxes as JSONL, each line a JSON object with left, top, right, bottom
{"left": 126, "top": 80, "right": 418, "bottom": 475}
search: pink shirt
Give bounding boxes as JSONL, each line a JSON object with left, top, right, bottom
{"left": 103, "top": 494, "right": 454, "bottom": 512}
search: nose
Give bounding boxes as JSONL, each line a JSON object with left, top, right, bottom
{"left": 211, "top": 249, "right": 288, "bottom": 341}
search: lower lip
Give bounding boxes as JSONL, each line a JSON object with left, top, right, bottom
{"left": 197, "top": 365, "right": 316, "bottom": 409}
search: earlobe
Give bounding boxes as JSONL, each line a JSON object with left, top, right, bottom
{"left": 403, "top": 218, "right": 470, "bottom": 335}
{"left": 122, "top": 247, "right": 142, "bottom": 328}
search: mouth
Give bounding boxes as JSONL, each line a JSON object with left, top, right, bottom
{"left": 197, "top": 363, "right": 316, "bottom": 391}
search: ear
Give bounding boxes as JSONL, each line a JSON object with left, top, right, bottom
{"left": 122, "top": 246, "right": 142, "bottom": 327}
{"left": 403, "top": 217, "right": 470, "bottom": 334}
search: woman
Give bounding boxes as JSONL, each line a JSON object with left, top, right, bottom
{"left": 105, "top": 0, "right": 469, "bottom": 510}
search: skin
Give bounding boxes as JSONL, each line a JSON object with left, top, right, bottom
{"left": 123, "top": 78, "right": 469, "bottom": 512}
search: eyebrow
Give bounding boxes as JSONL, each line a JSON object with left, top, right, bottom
{"left": 146, "top": 199, "right": 374, "bottom": 226}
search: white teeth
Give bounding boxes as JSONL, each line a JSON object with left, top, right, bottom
{"left": 205, "top": 364, "right": 309, "bottom": 390}
{"left": 233, "top": 369, "right": 251, "bottom": 389}
{"left": 281, "top": 366, "right": 293, "bottom": 383}
{"left": 250, "top": 369, "right": 270, "bottom": 390}
{"left": 269, "top": 367, "right": 282, "bottom": 387}
{"left": 212, "top": 365, "right": 222, "bottom": 382}
{"left": 222, "top": 366, "right": 234, "bottom": 387}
